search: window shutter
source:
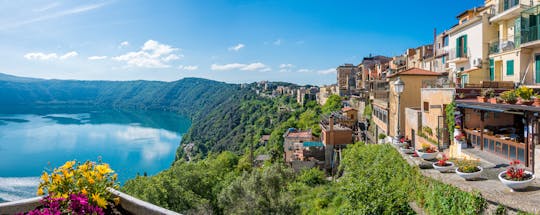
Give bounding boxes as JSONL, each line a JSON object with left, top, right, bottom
{"left": 456, "top": 37, "right": 461, "bottom": 58}
{"left": 489, "top": 58, "right": 494, "bottom": 81}
{"left": 463, "top": 35, "right": 468, "bottom": 56}
{"left": 507, "top": 60, "right": 514, "bottom": 76}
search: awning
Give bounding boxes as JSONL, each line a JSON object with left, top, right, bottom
{"left": 456, "top": 102, "right": 511, "bottom": 113}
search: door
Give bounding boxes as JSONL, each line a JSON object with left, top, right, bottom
{"left": 495, "top": 61, "right": 503, "bottom": 81}
{"left": 536, "top": 54, "right": 540, "bottom": 83}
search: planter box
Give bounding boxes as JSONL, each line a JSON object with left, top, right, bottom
{"left": 432, "top": 162, "right": 454, "bottom": 172}
{"left": 456, "top": 166, "right": 483, "bottom": 180}
{"left": 0, "top": 188, "right": 179, "bottom": 215}
{"left": 415, "top": 150, "right": 438, "bottom": 160}
{"left": 498, "top": 171, "right": 535, "bottom": 191}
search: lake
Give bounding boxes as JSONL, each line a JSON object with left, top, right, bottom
{"left": 0, "top": 106, "right": 190, "bottom": 202}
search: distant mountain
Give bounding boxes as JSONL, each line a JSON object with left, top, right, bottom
{"left": 0, "top": 73, "right": 43, "bottom": 83}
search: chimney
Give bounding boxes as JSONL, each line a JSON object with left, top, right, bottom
{"left": 329, "top": 115, "right": 334, "bottom": 131}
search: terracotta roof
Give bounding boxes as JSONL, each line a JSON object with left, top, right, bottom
{"left": 387, "top": 68, "right": 442, "bottom": 78}
{"left": 285, "top": 131, "right": 312, "bottom": 138}
{"left": 342, "top": 107, "right": 356, "bottom": 112}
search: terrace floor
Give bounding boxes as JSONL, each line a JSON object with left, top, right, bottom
{"left": 392, "top": 144, "right": 540, "bottom": 214}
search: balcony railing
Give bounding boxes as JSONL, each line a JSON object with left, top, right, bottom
{"left": 522, "top": 25, "right": 539, "bottom": 44}
{"left": 488, "top": 37, "right": 519, "bottom": 55}
{"left": 448, "top": 47, "right": 469, "bottom": 61}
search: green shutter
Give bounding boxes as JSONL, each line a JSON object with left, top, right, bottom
{"left": 506, "top": 60, "right": 514, "bottom": 76}
{"left": 515, "top": 18, "right": 521, "bottom": 46}
{"left": 536, "top": 55, "right": 540, "bottom": 83}
{"left": 463, "top": 35, "right": 468, "bottom": 56}
{"left": 456, "top": 38, "right": 461, "bottom": 58}
{"left": 489, "top": 58, "right": 494, "bottom": 81}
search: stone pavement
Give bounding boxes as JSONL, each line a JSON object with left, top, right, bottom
{"left": 392, "top": 144, "right": 540, "bottom": 214}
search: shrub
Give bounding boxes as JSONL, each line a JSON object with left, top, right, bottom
{"left": 500, "top": 90, "right": 517, "bottom": 104}
{"left": 516, "top": 86, "right": 533, "bottom": 101}
{"left": 378, "top": 133, "right": 387, "bottom": 140}
{"left": 481, "top": 88, "right": 495, "bottom": 98}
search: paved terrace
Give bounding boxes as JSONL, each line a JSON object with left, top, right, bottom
{"left": 392, "top": 144, "right": 540, "bottom": 214}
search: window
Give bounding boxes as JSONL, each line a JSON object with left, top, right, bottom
{"left": 506, "top": 60, "right": 514, "bottom": 75}
{"left": 443, "top": 36, "right": 449, "bottom": 47}
{"left": 423, "top": 102, "right": 429, "bottom": 112}
{"left": 456, "top": 35, "right": 467, "bottom": 58}
{"left": 442, "top": 56, "right": 446, "bottom": 64}
{"left": 461, "top": 74, "right": 469, "bottom": 86}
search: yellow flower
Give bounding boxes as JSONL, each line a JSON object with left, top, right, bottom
{"left": 92, "top": 193, "right": 108, "bottom": 208}
{"left": 81, "top": 188, "right": 88, "bottom": 195}
{"left": 61, "top": 160, "right": 76, "bottom": 170}
{"left": 88, "top": 177, "right": 95, "bottom": 184}
{"left": 40, "top": 172, "right": 49, "bottom": 183}
{"left": 78, "top": 163, "right": 89, "bottom": 172}
{"left": 51, "top": 173, "right": 61, "bottom": 183}
{"left": 95, "top": 164, "right": 113, "bottom": 175}
{"left": 113, "top": 197, "right": 120, "bottom": 205}
{"left": 37, "top": 187, "right": 44, "bottom": 196}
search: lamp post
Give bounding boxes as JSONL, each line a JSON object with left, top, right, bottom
{"left": 394, "top": 77, "right": 405, "bottom": 140}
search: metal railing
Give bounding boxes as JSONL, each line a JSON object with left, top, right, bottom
{"left": 448, "top": 47, "right": 469, "bottom": 61}
{"left": 488, "top": 36, "right": 519, "bottom": 54}
{"left": 522, "top": 25, "right": 539, "bottom": 44}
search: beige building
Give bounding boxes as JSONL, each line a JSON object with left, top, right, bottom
{"left": 337, "top": 64, "right": 358, "bottom": 96}
{"left": 317, "top": 85, "right": 338, "bottom": 105}
{"left": 386, "top": 68, "right": 443, "bottom": 138}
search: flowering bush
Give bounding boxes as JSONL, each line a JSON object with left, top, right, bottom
{"left": 26, "top": 160, "right": 120, "bottom": 214}
{"left": 420, "top": 143, "right": 437, "bottom": 153}
{"left": 24, "top": 193, "right": 104, "bottom": 215}
{"left": 456, "top": 158, "right": 481, "bottom": 173}
{"left": 435, "top": 154, "right": 451, "bottom": 167}
{"left": 503, "top": 160, "right": 532, "bottom": 181}
{"left": 455, "top": 133, "right": 465, "bottom": 141}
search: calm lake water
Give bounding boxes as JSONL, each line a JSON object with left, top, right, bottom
{"left": 0, "top": 106, "right": 190, "bottom": 202}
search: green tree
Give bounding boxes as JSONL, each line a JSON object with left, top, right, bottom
{"left": 322, "top": 95, "right": 342, "bottom": 114}
{"left": 218, "top": 163, "right": 299, "bottom": 215}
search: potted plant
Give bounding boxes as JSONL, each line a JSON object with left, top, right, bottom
{"left": 500, "top": 90, "right": 518, "bottom": 104}
{"left": 478, "top": 88, "right": 494, "bottom": 103}
{"left": 516, "top": 86, "right": 533, "bottom": 105}
{"left": 432, "top": 154, "right": 454, "bottom": 172}
{"left": 533, "top": 93, "right": 540, "bottom": 107}
{"left": 498, "top": 160, "right": 535, "bottom": 191}
{"left": 24, "top": 160, "right": 122, "bottom": 214}
{"left": 400, "top": 141, "right": 414, "bottom": 154}
{"left": 378, "top": 133, "right": 387, "bottom": 144}
{"left": 455, "top": 158, "right": 483, "bottom": 180}
{"left": 415, "top": 143, "right": 438, "bottom": 160}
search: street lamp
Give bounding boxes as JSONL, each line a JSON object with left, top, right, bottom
{"left": 394, "top": 77, "right": 405, "bottom": 140}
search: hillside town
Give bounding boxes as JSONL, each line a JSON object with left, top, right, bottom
{"left": 249, "top": 1, "right": 540, "bottom": 212}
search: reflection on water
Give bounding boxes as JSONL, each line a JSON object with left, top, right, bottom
{"left": 0, "top": 107, "right": 190, "bottom": 202}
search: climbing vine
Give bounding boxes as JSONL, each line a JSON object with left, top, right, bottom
{"left": 445, "top": 100, "right": 456, "bottom": 141}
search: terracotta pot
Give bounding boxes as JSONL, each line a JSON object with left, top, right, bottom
{"left": 477, "top": 96, "right": 487, "bottom": 103}
{"left": 534, "top": 98, "right": 540, "bottom": 107}
{"left": 489, "top": 98, "right": 497, "bottom": 104}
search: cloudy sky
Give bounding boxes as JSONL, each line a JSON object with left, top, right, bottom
{"left": 0, "top": 0, "right": 483, "bottom": 85}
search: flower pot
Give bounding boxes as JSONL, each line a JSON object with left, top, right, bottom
{"left": 477, "top": 96, "right": 487, "bottom": 103}
{"left": 498, "top": 171, "right": 535, "bottom": 191}
{"left": 415, "top": 150, "right": 438, "bottom": 160}
{"left": 489, "top": 98, "right": 498, "bottom": 104}
{"left": 432, "top": 162, "right": 454, "bottom": 172}
{"left": 455, "top": 166, "right": 483, "bottom": 180}
{"left": 400, "top": 147, "right": 414, "bottom": 154}
{"left": 534, "top": 98, "right": 540, "bottom": 107}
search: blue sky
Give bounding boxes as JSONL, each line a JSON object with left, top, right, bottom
{"left": 0, "top": 0, "right": 484, "bottom": 85}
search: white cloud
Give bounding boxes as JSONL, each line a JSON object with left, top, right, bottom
{"left": 24, "top": 52, "right": 58, "bottom": 60}
{"left": 119, "top": 41, "right": 129, "bottom": 47}
{"left": 88, "top": 56, "right": 107, "bottom": 60}
{"left": 228, "top": 43, "right": 245, "bottom": 51}
{"left": 297, "top": 69, "right": 311, "bottom": 73}
{"left": 280, "top": 64, "right": 293, "bottom": 69}
{"left": 113, "top": 40, "right": 182, "bottom": 68}
{"left": 178, "top": 65, "right": 198, "bottom": 71}
{"left": 59, "top": 51, "right": 78, "bottom": 60}
{"left": 1, "top": 3, "right": 108, "bottom": 31}
{"left": 279, "top": 64, "right": 294, "bottom": 72}
{"left": 24, "top": 51, "right": 77, "bottom": 61}
{"left": 317, "top": 68, "right": 336, "bottom": 74}
{"left": 211, "top": 62, "right": 269, "bottom": 72}
{"left": 273, "top": 39, "right": 282, "bottom": 46}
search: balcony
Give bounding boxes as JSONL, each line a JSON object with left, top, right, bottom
{"left": 448, "top": 47, "right": 469, "bottom": 63}
{"left": 488, "top": 37, "right": 519, "bottom": 55}
{"left": 490, "top": 0, "right": 532, "bottom": 22}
